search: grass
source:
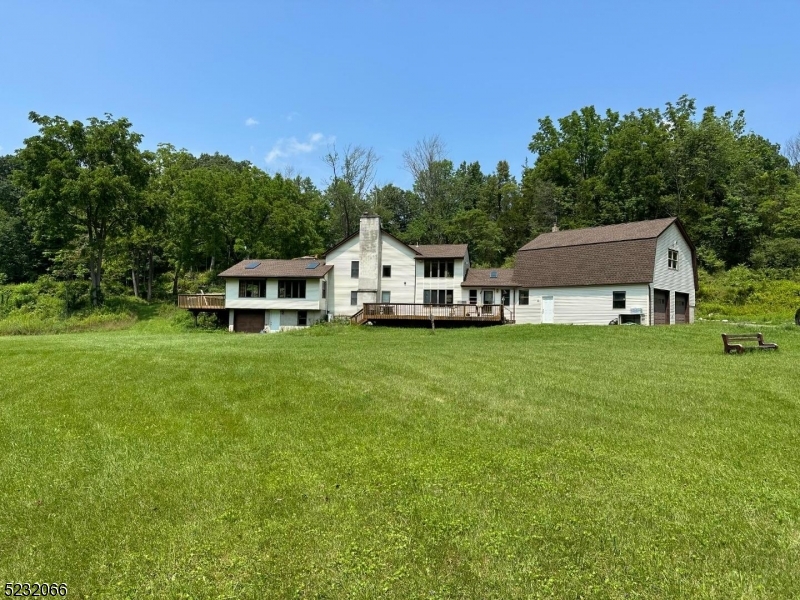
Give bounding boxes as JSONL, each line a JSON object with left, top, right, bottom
{"left": 1, "top": 323, "right": 799, "bottom": 598}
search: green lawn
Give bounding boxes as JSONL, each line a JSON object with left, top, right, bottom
{"left": 1, "top": 323, "right": 799, "bottom": 599}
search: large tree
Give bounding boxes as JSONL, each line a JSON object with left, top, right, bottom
{"left": 14, "top": 113, "right": 150, "bottom": 304}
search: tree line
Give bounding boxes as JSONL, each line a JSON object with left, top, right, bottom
{"left": 1, "top": 96, "right": 799, "bottom": 305}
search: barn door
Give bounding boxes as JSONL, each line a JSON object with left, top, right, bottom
{"left": 653, "top": 290, "right": 668, "bottom": 325}
{"left": 675, "top": 293, "right": 689, "bottom": 324}
{"left": 542, "top": 296, "right": 554, "bottom": 324}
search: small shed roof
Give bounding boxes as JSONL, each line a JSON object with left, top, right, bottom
{"left": 411, "top": 244, "right": 469, "bottom": 259}
{"left": 461, "top": 268, "right": 518, "bottom": 287}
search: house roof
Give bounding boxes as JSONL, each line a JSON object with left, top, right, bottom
{"left": 519, "top": 217, "right": 677, "bottom": 251}
{"left": 323, "top": 229, "right": 422, "bottom": 257}
{"left": 219, "top": 259, "right": 333, "bottom": 279}
{"left": 411, "top": 244, "right": 469, "bottom": 259}
{"left": 513, "top": 217, "right": 697, "bottom": 289}
{"left": 461, "top": 268, "right": 518, "bottom": 287}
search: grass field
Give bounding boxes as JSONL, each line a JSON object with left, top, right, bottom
{"left": 1, "top": 323, "right": 799, "bottom": 598}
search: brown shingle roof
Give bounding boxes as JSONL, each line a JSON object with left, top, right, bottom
{"left": 520, "top": 217, "right": 676, "bottom": 251}
{"left": 411, "top": 244, "right": 469, "bottom": 258}
{"left": 513, "top": 239, "right": 658, "bottom": 287}
{"left": 461, "top": 268, "right": 518, "bottom": 287}
{"left": 219, "top": 259, "right": 333, "bottom": 279}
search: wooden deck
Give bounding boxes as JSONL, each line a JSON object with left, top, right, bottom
{"left": 354, "top": 303, "right": 504, "bottom": 325}
{"left": 177, "top": 294, "right": 226, "bottom": 310}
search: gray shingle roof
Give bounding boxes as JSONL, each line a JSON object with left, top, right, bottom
{"left": 461, "top": 268, "right": 518, "bottom": 287}
{"left": 520, "top": 218, "right": 677, "bottom": 251}
{"left": 219, "top": 259, "right": 332, "bottom": 279}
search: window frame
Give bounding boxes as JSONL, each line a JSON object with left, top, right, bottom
{"left": 423, "top": 259, "right": 454, "bottom": 278}
{"left": 321, "top": 280, "right": 327, "bottom": 299}
{"left": 423, "top": 289, "right": 454, "bottom": 305}
{"left": 382, "top": 265, "right": 392, "bottom": 278}
{"left": 351, "top": 260, "right": 359, "bottom": 278}
{"left": 483, "top": 290, "right": 494, "bottom": 305}
{"left": 501, "top": 289, "right": 511, "bottom": 307}
{"left": 381, "top": 291, "right": 391, "bottom": 303}
{"left": 519, "top": 290, "right": 529, "bottom": 305}
{"left": 469, "top": 290, "right": 478, "bottom": 305}
{"left": 278, "top": 279, "right": 306, "bottom": 299}
{"left": 350, "top": 291, "right": 358, "bottom": 306}
{"left": 612, "top": 291, "right": 626, "bottom": 309}
{"left": 668, "top": 249, "right": 679, "bottom": 270}
{"left": 298, "top": 310, "right": 308, "bottom": 326}
{"left": 238, "top": 279, "right": 266, "bottom": 298}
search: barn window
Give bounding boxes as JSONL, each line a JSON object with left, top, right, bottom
{"left": 613, "top": 291, "right": 626, "bottom": 309}
{"left": 469, "top": 290, "right": 478, "bottom": 305}
{"left": 519, "top": 290, "right": 529, "bottom": 305}
{"left": 382, "top": 265, "right": 392, "bottom": 278}
{"left": 350, "top": 291, "right": 358, "bottom": 306}
{"left": 351, "top": 261, "right": 360, "bottom": 278}
{"left": 278, "top": 280, "right": 306, "bottom": 299}
{"left": 239, "top": 280, "right": 266, "bottom": 298}
{"left": 668, "top": 249, "right": 679, "bottom": 270}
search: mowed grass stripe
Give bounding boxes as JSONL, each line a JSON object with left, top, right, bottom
{"left": 0, "top": 323, "right": 798, "bottom": 598}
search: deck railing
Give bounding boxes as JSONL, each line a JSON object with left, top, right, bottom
{"left": 177, "top": 293, "right": 225, "bottom": 310}
{"left": 362, "top": 303, "right": 503, "bottom": 322}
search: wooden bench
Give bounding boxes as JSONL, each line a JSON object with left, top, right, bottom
{"left": 721, "top": 333, "right": 778, "bottom": 354}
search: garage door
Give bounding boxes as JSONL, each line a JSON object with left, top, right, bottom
{"left": 675, "top": 293, "right": 689, "bottom": 324}
{"left": 654, "top": 290, "right": 668, "bottom": 325}
{"left": 234, "top": 310, "right": 265, "bottom": 333}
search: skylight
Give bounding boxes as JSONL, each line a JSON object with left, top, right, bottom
{"left": 490, "top": 270, "right": 498, "bottom": 278}
{"left": 245, "top": 261, "right": 261, "bottom": 269}
{"left": 306, "top": 261, "right": 320, "bottom": 269}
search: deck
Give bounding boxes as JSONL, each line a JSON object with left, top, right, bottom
{"left": 177, "top": 293, "right": 226, "bottom": 310}
{"left": 353, "top": 303, "right": 504, "bottom": 326}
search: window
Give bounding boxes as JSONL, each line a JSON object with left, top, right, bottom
{"left": 613, "top": 291, "right": 626, "bottom": 309}
{"left": 668, "top": 249, "right": 679, "bottom": 270}
{"left": 351, "top": 261, "right": 359, "bottom": 278}
{"left": 483, "top": 290, "right": 494, "bottom": 305}
{"left": 278, "top": 280, "right": 306, "bottom": 299}
{"left": 350, "top": 291, "right": 358, "bottom": 306}
{"left": 423, "top": 289, "right": 454, "bottom": 304}
{"left": 382, "top": 265, "right": 392, "bottom": 278}
{"left": 423, "top": 259, "right": 454, "bottom": 278}
{"left": 298, "top": 310, "right": 308, "bottom": 326}
{"left": 501, "top": 289, "right": 511, "bottom": 306}
{"left": 321, "top": 280, "right": 327, "bottom": 299}
{"left": 381, "top": 291, "right": 391, "bottom": 303}
{"left": 238, "top": 280, "right": 266, "bottom": 298}
{"left": 519, "top": 290, "right": 529, "bottom": 305}
{"left": 469, "top": 290, "right": 478, "bottom": 305}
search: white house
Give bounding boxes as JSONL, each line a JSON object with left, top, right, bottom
{"left": 215, "top": 214, "right": 697, "bottom": 331}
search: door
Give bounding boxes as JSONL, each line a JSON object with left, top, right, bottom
{"left": 675, "top": 293, "right": 689, "bottom": 324}
{"left": 654, "top": 290, "right": 668, "bottom": 325}
{"left": 269, "top": 310, "right": 280, "bottom": 332}
{"left": 234, "top": 310, "right": 265, "bottom": 333}
{"left": 542, "top": 296, "right": 554, "bottom": 324}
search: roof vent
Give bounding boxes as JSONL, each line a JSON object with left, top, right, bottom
{"left": 245, "top": 261, "right": 261, "bottom": 269}
{"left": 490, "top": 270, "right": 498, "bottom": 278}
{"left": 306, "top": 261, "right": 320, "bottom": 269}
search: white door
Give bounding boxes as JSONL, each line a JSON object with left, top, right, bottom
{"left": 269, "top": 310, "right": 281, "bottom": 332}
{"left": 542, "top": 296, "right": 554, "bottom": 323}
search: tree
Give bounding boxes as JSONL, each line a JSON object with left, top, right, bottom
{"left": 323, "top": 144, "right": 379, "bottom": 241}
{"left": 0, "top": 155, "right": 44, "bottom": 282}
{"left": 14, "top": 113, "right": 150, "bottom": 305}
{"left": 784, "top": 131, "right": 800, "bottom": 175}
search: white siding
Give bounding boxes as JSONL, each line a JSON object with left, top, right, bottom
{"left": 380, "top": 236, "right": 417, "bottom": 304}
{"left": 224, "top": 278, "right": 323, "bottom": 310}
{"left": 652, "top": 223, "right": 696, "bottom": 323}
{"left": 326, "top": 236, "right": 361, "bottom": 317}
{"left": 514, "top": 285, "right": 651, "bottom": 325}
{"left": 415, "top": 258, "right": 466, "bottom": 303}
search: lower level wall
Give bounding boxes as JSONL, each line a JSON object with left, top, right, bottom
{"left": 228, "top": 309, "right": 324, "bottom": 332}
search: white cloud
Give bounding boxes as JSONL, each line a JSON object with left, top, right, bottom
{"left": 285, "top": 111, "right": 300, "bottom": 122}
{"left": 245, "top": 117, "right": 259, "bottom": 127}
{"left": 265, "top": 132, "right": 334, "bottom": 164}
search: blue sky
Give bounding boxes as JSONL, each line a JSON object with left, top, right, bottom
{"left": 1, "top": 1, "right": 799, "bottom": 188}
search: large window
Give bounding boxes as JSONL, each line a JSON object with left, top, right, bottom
{"left": 239, "top": 280, "right": 266, "bottom": 298}
{"left": 668, "top": 249, "right": 679, "bottom": 270}
{"left": 350, "top": 291, "right": 358, "bottom": 306}
{"left": 423, "top": 289, "right": 454, "bottom": 304}
{"left": 382, "top": 265, "right": 392, "bottom": 278}
{"left": 423, "top": 259, "right": 454, "bottom": 278}
{"left": 469, "top": 290, "right": 478, "bottom": 305}
{"left": 613, "top": 291, "right": 626, "bottom": 309}
{"left": 351, "top": 261, "right": 359, "bottom": 278}
{"left": 483, "top": 290, "right": 494, "bottom": 305}
{"left": 381, "top": 291, "right": 391, "bottom": 303}
{"left": 519, "top": 290, "right": 529, "bottom": 305}
{"left": 278, "top": 280, "right": 306, "bottom": 298}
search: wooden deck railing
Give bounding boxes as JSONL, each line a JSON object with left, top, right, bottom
{"left": 177, "top": 294, "right": 225, "bottom": 310}
{"left": 362, "top": 303, "right": 503, "bottom": 322}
